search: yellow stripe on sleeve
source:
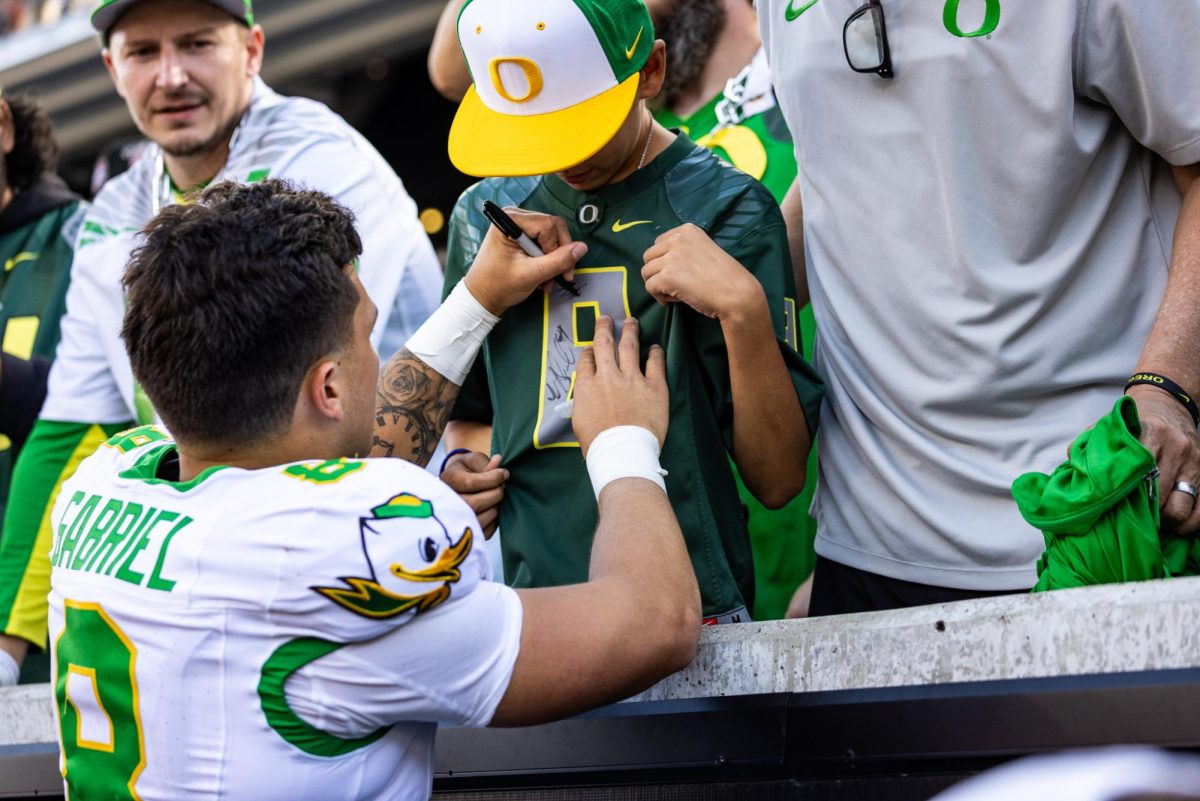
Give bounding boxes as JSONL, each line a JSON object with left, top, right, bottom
{"left": 5, "top": 425, "right": 111, "bottom": 646}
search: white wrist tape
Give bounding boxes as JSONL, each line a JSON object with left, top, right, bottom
{"left": 0, "top": 649, "right": 19, "bottom": 687}
{"left": 585, "top": 425, "right": 668, "bottom": 500}
{"left": 405, "top": 280, "right": 499, "bottom": 385}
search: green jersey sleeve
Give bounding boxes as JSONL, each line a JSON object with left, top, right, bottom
{"left": 689, "top": 178, "right": 823, "bottom": 448}
{"left": 0, "top": 418, "right": 129, "bottom": 647}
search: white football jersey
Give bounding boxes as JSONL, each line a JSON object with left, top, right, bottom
{"left": 47, "top": 427, "right": 522, "bottom": 800}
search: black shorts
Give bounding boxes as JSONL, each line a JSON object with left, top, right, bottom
{"left": 808, "top": 555, "right": 1028, "bottom": 616}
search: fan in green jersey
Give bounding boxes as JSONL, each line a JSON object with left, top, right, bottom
{"left": 427, "top": 0, "right": 819, "bottom": 621}
{"left": 426, "top": 0, "right": 822, "bottom": 623}
{"left": 0, "top": 92, "right": 87, "bottom": 687}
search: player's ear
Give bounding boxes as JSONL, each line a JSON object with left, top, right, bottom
{"left": 639, "top": 40, "right": 667, "bottom": 101}
{"left": 306, "top": 358, "right": 346, "bottom": 423}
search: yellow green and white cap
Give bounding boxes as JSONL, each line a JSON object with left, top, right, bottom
{"left": 92, "top": 0, "right": 254, "bottom": 40}
{"left": 448, "top": 0, "right": 654, "bottom": 178}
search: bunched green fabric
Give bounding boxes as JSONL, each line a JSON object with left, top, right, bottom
{"left": 1013, "top": 396, "right": 1200, "bottom": 591}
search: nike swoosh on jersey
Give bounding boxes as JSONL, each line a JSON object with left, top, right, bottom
{"left": 4, "top": 252, "right": 37, "bottom": 272}
{"left": 625, "top": 26, "right": 643, "bottom": 59}
{"left": 784, "top": 0, "right": 819, "bottom": 21}
{"left": 611, "top": 219, "right": 653, "bottom": 233}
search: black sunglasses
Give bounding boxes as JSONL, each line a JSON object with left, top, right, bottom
{"left": 843, "top": 0, "right": 894, "bottom": 79}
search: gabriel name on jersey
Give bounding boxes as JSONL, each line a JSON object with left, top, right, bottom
{"left": 46, "top": 426, "right": 522, "bottom": 801}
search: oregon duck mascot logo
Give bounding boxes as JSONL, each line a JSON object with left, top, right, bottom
{"left": 313, "top": 493, "right": 474, "bottom": 619}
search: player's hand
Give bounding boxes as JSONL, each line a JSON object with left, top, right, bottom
{"left": 572, "top": 316, "right": 668, "bottom": 456}
{"left": 465, "top": 209, "right": 587, "bottom": 316}
{"left": 1127, "top": 385, "right": 1200, "bottom": 534}
{"left": 641, "top": 223, "right": 765, "bottom": 323}
{"left": 442, "top": 451, "right": 507, "bottom": 538}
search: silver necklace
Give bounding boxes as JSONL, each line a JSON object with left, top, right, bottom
{"left": 635, "top": 118, "right": 654, "bottom": 170}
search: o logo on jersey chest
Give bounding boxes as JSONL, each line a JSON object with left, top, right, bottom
{"left": 943, "top": 0, "right": 1000, "bottom": 38}
{"left": 489, "top": 57, "right": 544, "bottom": 103}
{"left": 577, "top": 203, "right": 601, "bottom": 226}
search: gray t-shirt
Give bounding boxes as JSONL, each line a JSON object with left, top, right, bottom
{"left": 760, "top": 0, "right": 1200, "bottom": 589}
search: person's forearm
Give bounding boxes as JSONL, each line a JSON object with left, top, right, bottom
{"left": 781, "top": 178, "right": 809, "bottom": 308}
{"left": 725, "top": 290, "right": 810, "bottom": 509}
{"left": 492, "top": 477, "right": 697, "bottom": 727}
{"left": 1133, "top": 164, "right": 1200, "bottom": 392}
{"left": 372, "top": 348, "right": 462, "bottom": 466}
{"left": 588, "top": 477, "right": 700, "bottom": 656}
{"left": 374, "top": 277, "right": 506, "bottom": 465}
{"left": 428, "top": 0, "right": 474, "bottom": 101}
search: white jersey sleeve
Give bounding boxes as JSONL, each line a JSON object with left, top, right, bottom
{"left": 253, "top": 456, "right": 499, "bottom": 643}
{"left": 39, "top": 233, "right": 141, "bottom": 423}
{"left": 286, "top": 580, "right": 521, "bottom": 736}
{"left": 270, "top": 139, "right": 443, "bottom": 358}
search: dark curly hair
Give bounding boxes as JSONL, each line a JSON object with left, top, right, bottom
{"left": 3, "top": 92, "right": 60, "bottom": 193}
{"left": 121, "top": 179, "right": 363, "bottom": 446}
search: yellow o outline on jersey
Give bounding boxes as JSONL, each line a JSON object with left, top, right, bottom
{"left": 489, "top": 56, "right": 544, "bottom": 103}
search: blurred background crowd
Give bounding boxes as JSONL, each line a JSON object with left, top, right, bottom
{"left": 1, "top": 0, "right": 466, "bottom": 247}
{"left": 1, "top": 0, "right": 89, "bottom": 37}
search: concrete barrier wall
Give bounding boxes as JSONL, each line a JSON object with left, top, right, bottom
{"left": 636, "top": 576, "right": 1200, "bottom": 701}
{"left": 6, "top": 576, "right": 1200, "bottom": 749}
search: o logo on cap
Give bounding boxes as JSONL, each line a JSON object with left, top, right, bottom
{"left": 489, "top": 57, "right": 544, "bottom": 103}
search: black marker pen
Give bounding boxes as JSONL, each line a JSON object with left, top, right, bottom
{"left": 482, "top": 200, "right": 580, "bottom": 297}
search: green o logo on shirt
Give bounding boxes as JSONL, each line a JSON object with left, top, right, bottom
{"left": 943, "top": 0, "right": 1000, "bottom": 38}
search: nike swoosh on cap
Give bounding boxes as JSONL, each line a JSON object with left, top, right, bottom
{"left": 611, "top": 219, "right": 652, "bottom": 233}
{"left": 625, "top": 26, "right": 643, "bottom": 59}
{"left": 785, "top": 0, "right": 819, "bottom": 21}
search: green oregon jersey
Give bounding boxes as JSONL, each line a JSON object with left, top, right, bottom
{"left": 444, "top": 135, "right": 821, "bottom": 619}
{"left": 0, "top": 181, "right": 84, "bottom": 670}
{"left": 0, "top": 200, "right": 81, "bottom": 363}
{"left": 0, "top": 184, "right": 85, "bottom": 513}
{"left": 655, "top": 52, "right": 818, "bottom": 620}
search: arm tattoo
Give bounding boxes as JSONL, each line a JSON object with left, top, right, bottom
{"left": 372, "top": 348, "right": 460, "bottom": 467}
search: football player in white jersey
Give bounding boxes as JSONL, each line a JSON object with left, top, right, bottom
{"left": 48, "top": 179, "right": 700, "bottom": 800}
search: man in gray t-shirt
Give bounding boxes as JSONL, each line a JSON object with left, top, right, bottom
{"left": 759, "top": 0, "right": 1200, "bottom": 613}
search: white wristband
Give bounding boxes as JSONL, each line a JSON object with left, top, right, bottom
{"left": 405, "top": 280, "right": 499, "bottom": 385}
{"left": 585, "top": 425, "right": 668, "bottom": 500}
{"left": 0, "top": 649, "right": 19, "bottom": 687}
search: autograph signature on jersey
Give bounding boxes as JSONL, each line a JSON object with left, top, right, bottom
{"left": 313, "top": 493, "right": 474, "bottom": 619}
